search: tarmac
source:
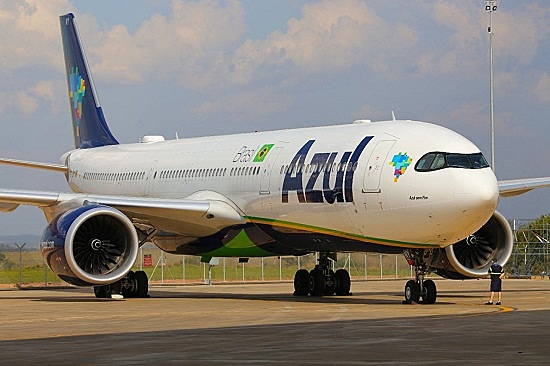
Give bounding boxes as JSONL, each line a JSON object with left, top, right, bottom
{"left": 0, "top": 278, "right": 549, "bottom": 365}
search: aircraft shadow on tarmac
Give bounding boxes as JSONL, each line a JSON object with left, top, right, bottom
{"left": 13, "top": 285, "right": 550, "bottom": 305}
{"left": 16, "top": 289, "right": 450, "bottom": 305}
{"left": 1, "top": 310, "right": 549, "bottom": 364}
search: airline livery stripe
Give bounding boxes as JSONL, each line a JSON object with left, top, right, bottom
{"left": 244, "top": 216, "right": 440, "bottom": 249}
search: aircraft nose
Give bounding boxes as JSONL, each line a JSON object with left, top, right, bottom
{"left": 454, "top": 169, "right": 499, "bottom": 215}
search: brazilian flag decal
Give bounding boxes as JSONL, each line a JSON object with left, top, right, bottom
{"left": 253, "top": 144, "right": 274, "bottom": 162}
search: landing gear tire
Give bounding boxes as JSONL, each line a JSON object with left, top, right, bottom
{"left": 121, "top": 271, "right": 136, "bottom": 298}
{"left": 94, "top": 284, "right": 111, "bottom": 298}
{"left": 308, "top": 269, "right": 326, "bottom": 296}
{"left": 323, "top": 269, "right": 336, "bottom": 296}
{"left": 293, "top": 269, "right": 310, "bottom": 296}
{"left": 135, "top": 270, "right": 149, "bottom": 298}
{"left": 335, "top": 268, "right": 351, "bottom": 296}
{"left": 404, "top": 280, "right": 420, "bottom": 304}
{"left": 422, "top": 279, "right": 437, "bottom": 304}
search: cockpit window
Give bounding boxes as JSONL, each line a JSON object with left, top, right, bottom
{"left": 446, "top": 154, "right": 471, "bottom": 168}
{"left": 415, "top": 152, "right": 489, "bottom": 172}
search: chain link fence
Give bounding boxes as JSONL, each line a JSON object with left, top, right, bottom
{"left": 1, "top": 217, "right": 548, "bottom": 287}
{"left": 508, "top": 219, "right": 550, "bottom": 277}
{"left": 0, "top": 247, "right": 414, "bottom": 288}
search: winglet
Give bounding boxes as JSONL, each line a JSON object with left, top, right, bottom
{"left": 60, "top": 13, "right": 118, "bottom": 149}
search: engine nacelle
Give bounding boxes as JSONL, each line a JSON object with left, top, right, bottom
{"left": 428, "top": 211, "right": 513, "bottom": 279}
{"left": 41, "top": 204, "right": 138, "bottom": 286}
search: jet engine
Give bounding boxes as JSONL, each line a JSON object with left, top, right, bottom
{"left": 41, "top": 204, "right": 138, "bottom": 286}
{"left": 429, "top": 211, "right": 514, "bottom": 279}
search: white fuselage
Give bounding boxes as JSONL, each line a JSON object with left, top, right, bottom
{"left": 64, "top": 120, "right": 499, "bottom": 250}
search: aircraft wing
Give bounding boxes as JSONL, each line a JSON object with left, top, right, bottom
{"left": 499, "top": 177, "right": 550, "bottom": 197}
{"left": 0, "top": 189, "right": 245, "bottom": 237}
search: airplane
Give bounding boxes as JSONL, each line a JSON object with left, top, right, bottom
{"left": 1, "top": 13, "right": 549, "bottom": 303}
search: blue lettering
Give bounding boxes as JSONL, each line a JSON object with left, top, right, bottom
{"left": 305, "top": 153, "right": 329, "bottom": 203}
{"left": 282, "top": 136, "right": 373, "bottom": 204}
{"left": 344, "top": 136, "right": 373, "bottom": 202}
{"left": 323, "top": 151, "right": 350, "bottom": 204}
{"left": 282, "top": 140, "right": 315, "bottom": 203}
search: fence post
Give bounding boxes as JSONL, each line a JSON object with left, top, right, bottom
{"left": 364, "top": 254, "right": 367, "bottom": 279}
{"left": 182, "top": 255, "right": 185, "bottom": 284}
{"left": 44, "top": 264, "right": 48, "bottom": 287}
{"left": 261, "top": 258, "right": 264, "bottom": 281}
{"left": 279, "top": 257, "right": 282, "bottom": 281}
{"left": 395, "top": 255, "right": 398, "bottom": 279}
{"left": 15, "top": 243, "right": 26, "bottom": 288}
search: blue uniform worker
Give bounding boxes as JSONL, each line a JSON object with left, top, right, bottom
{"left": 486, "top": 259, "right": 504, "bottom": 305}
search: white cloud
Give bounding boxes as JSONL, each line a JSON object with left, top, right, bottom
{"left": 533, "top": 73, "right": 550, "bottom": 104}
{"left": 415, "top": 1, "right": 484, "bottom": 76}
{"left": 416, "top": 1, "right": 550, "bottom": 77}
{"left": 354, "top": 103, "right": 384, "bottom": 121}
{"left": 89, "top": 0, "right": 245, "bottom": 88}
{"left": 448, "top": 101, "right": 486, "bottom": 129}
{"left": 227, "top": 0, "right": 417, "bottom": 84}
{"left": 192, "top": 87, "right": 293, "bottom": 124}
{"left": 495, "top": 72, "right": 518, "bottom": 96}
{"left": 0, "top": 0, "right": 73, "bottom": 72}
{"left": 0, "top": 80, "right": 58, "bottom": 115}
{"left": 494, "top": 4, "right": 550, "bottom": 65}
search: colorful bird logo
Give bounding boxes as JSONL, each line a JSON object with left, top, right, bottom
{"left": 389, "top": 152, "right": 413, "bottom": 182}
{"left": 69, "top": 66, "right": 86, "bottom": 125}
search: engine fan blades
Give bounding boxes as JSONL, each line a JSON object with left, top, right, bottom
{"left": 73, "top": 215, "right": 129, "bottom": 275}
{"left": 454, "top": 231, "right": 496, "bottom": 269}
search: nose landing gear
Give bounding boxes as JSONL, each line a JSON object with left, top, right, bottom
{"left": 403, "top": 249, "right": 437, "bottom": 304}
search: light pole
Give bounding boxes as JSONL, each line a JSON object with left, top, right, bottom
{"left": 485, "top": 0, "right": 498, "bottom": 173}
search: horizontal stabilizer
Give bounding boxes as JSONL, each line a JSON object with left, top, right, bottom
{"left": 0, "top": 158, "right": 67, "bottom": 172}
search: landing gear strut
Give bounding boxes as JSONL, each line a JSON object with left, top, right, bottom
{"left": 403, "top": 249, "right": 437, "bottom": 304}
{"left": 293, "top": 252, "right": 351, "bottom": 297}
{"left": 93, "top": 270, "right": 149, "bottom": 299}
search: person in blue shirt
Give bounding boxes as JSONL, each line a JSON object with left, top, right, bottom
{"left": 486, "top": 258, "right": 504, "bottom": 305}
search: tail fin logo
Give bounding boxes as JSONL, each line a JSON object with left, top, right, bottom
{"left": 69, "top": 66, "right": 86, "bottom": 127}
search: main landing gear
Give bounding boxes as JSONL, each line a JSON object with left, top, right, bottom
{"left": 93, "top": 270, "right": 149, "bottom": 299}
{"left": 403, "top": 249, "right": 437, "bottom": 304}
{"left": 293, "top": 252, "right": 352, "bottom": 297}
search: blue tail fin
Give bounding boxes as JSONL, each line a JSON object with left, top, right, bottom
{"left": 60, "top": 13, "right": 118, "bottom": 149}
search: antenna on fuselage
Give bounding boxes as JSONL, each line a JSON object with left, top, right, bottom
{"left": 391, "top": 111, "right": 397, "bottom": 122}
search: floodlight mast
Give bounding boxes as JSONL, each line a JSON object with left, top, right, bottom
{"left": 486, "top": 0, "right": 497, "bottom": 173}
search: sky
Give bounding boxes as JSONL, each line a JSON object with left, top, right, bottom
{"left": 0, "top": 0, "right": 548, "bottom": 236}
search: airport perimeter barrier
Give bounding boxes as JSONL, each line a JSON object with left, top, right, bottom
{"left": 0, "top": 249, "right": 415, "bottom": 288}
{"left": 1, "top": 218, "right": 548, "bottom": 287}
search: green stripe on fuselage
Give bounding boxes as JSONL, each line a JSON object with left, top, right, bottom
{"left": 202, "top": 229, "right": 275, "bottom": 257}
{"left": 244, "top": 216, "right": 439, "bottom": 249}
